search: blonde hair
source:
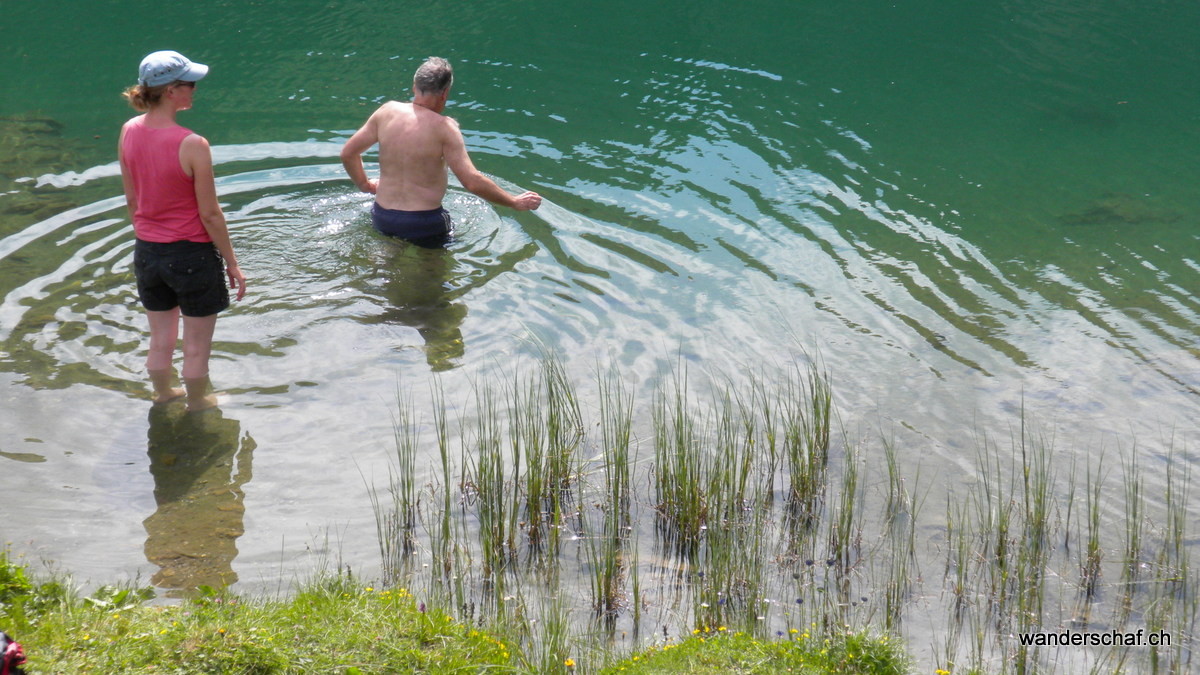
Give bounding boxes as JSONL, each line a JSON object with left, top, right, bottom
{"left": 121, "top": 82, "right": 172, "bottom": 112}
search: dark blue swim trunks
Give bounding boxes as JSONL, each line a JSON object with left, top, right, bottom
{"left": 371, "top": 202, "right": 453, "bottom": 247}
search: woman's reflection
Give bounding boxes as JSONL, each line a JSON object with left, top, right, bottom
{"left": 143, "top": 405, "right": 254, "bottom": 597}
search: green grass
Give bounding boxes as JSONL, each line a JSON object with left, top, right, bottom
{"left": 1, "top": 558, "right": 512, "bottom": 673}
{"left": 0, "top": 551, "right": 907, "bottom": 674}
{"left": 598, "top": 628, "right": 909, "bottom": 674}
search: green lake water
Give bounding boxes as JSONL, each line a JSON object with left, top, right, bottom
{"left": 2, "top": 0, "right": 1198, "bottom": 668}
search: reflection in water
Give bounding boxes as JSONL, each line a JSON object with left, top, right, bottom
{"left": 143, "top": 405, "right": 254, "bottom": 597}
{"left": 357, "top": 239, "right": 467, "bottom": 372}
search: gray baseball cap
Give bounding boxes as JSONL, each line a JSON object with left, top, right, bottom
{"left": 138, "top": 50, "right": 209, "bottom": 87}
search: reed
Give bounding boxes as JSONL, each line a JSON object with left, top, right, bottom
{"left": 1079, "top": 454, "right": 1105, "bottom": 603}
{"left": 781, "top": 361, "right": 832, "bottom": 527}
{"left": 584, "top": 372, "right": 636, "bottom": 624}
{"left": 879, "top": 436, "right": 922, "bottom": 632}
{"left": 826, "top": 441, "right": 861, "bottom": 576}
{"left": 651, "top": 369, "right": 711, "bottom": 554}
{"left": 1117, "top": 445, "right": 1144, "bottom": 626}
{"left": 368, "top": 386, "right": 421, "bottom": 586}
{"left": 366, "top": 354, "right": 1197, "bottom": 675}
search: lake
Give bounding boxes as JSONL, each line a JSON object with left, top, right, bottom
{"left": 1, "top": 0, "right": 1197, "bottom": 669}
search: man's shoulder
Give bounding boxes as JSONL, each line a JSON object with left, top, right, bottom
{"left": 374, "top": 100, "right": 411, "bottom": 117}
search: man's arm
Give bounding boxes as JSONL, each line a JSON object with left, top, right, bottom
{"left": 443, "top": 118, "right": 541, "bottom": 211}
{"left": 341, "top": 112, "right": 380, "bottom": 194}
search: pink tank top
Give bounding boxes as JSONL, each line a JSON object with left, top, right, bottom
{"left": 121, "top": 117, "right": 210, "bottom": 243}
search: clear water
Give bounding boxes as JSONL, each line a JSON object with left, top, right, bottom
{"left": 2, "top": 0, "right": 1198, "bottom": 666}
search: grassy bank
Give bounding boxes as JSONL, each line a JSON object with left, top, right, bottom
{"left": 0, "top": 551, "right": 908, "bottom": 673}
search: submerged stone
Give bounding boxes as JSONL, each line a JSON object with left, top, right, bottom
{"left": 0, "top": 115, "right": 80, "bottom": 180}
{"left": 1059, "top": 192, "right": 1181, "bottom": 228}
{"left": 0, "top": 114, "right": 83, "bottom": 224}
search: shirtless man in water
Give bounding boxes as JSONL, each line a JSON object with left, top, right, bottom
{"left": 341, "top": 56, "right": 541, "bottom": 246}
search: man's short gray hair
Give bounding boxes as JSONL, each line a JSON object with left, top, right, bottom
{"left": 414, "top": 57, "right": 453, "bottom": 95}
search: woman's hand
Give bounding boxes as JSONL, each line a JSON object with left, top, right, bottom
{"left": 226, "top": 263, "right": 247, "bottom": 301}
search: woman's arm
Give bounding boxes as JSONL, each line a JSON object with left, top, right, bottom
{"left": 182, "top": 133, "right": 246, "bottom": 301}
{"left": 118, "top": 123, "right": 138, "bottom": 217}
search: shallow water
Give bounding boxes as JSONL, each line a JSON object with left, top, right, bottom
{"left": 1, "top": 0, "right": 1198, "bottom": 667}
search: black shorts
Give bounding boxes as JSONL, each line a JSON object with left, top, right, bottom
{"left": 371, "top": 203, "right": 453, "bottom": 248}
{"left": 134, "top": 239, "right": 230, "bottom": 317}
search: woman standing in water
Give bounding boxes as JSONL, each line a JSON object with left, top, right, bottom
{"left": 119, "top": 51, "right": 246, "bottom": 411}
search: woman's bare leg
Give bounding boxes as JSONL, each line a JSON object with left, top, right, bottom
{"left": 146, "top": 309, "right": 185, "bottom": 402}
{"left": 181, "top": 313, "right": 219, "bottom": 411}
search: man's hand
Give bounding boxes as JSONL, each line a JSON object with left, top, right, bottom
{"left": 360, "top": 179, "right": 379, "bottom": 194}
{"left": 511, "top": 191, "right": 542, "bottom": 211}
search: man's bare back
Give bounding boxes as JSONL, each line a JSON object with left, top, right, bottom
{"left": 365, "top": 101, "right": 453, "bottom": 211}
{"left": 341, "top": 56, "right": 541, "bottom": 240}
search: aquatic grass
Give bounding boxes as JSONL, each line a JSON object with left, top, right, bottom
{"left": 881, "top": 432, "right": 908, "bottom": 525}
{"left": 1117, "top": 444, "right": 1145, "bottom": 626}
{"left": 363, "top": 354, "right": 1198, "bottom": 674}
{"left": 425, "top": 382, "right": 474, "bottom": 615}
{"left": 366, "top": 385, "right": 421, "bottom": 586}
{"left": 781, "top": 361, "right": 833, "bottom": 529}
{"left": 943, "top": 494, "right": 974, "bottom": 621}
{"left": 1078, "top": 453, "right": 1106, "bottom": 605}
{"left": 467, "top": 384, "right": 517, "bottom": 583}
{"left": 692, "top": 497, "right": 772, "bottom": 636}
{"left": 878, "top": 435, "right": 923, "bottom": 632}
{"left": 749, "top": 374, "right": 782, "bottom": 505}
{"left": 1144, "top": 443, "right": 1196, "bottom": 674}
{"left": 585, "top": 371, "right": 636, "bottom": 624}
{"left": 826, "top": 441, "right": 862, "bottom": 576}
{"left": 651, "top": 368, "right": 712, "bottom": 554}
{"left": 508, "top": 357, "right": 585, "bottom": 557}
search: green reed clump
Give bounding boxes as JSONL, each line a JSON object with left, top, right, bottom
{"left": 692, "top": 486, "right": 772, "bottom": 635}
{"left": 426, "top": 384, "right": 472, "bottom": 612}
{"left": 509, "top": 358, "right": 585, "bottom": 554}
{"left": 1116, "top": 445, "right": 1145, "bottom": 626}
{"left": 826, "top": 442, "right": 862, "bottom": 575}
{"left": 781, "top": 361, "right": 833, "bottom": 529}
{"left": 368, "top": 354, "right": 1197, "bottom": 675}
{"left": 651, "top": 371, "right": 712, "bottom": 553}
{"left": 878, "top": 432, "right": 922, "bottom": 632}
{"left": 1077, "top": 454, "right": 1105, "bottom": 605}
{"left": 472, "top": 385, "right": 521, "bottom": 582}
{"left": 585, "top": 372, "right": 636, "bottom": 624}
{"left": 368, "top": 387, "right": 421, "bottom": 586}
